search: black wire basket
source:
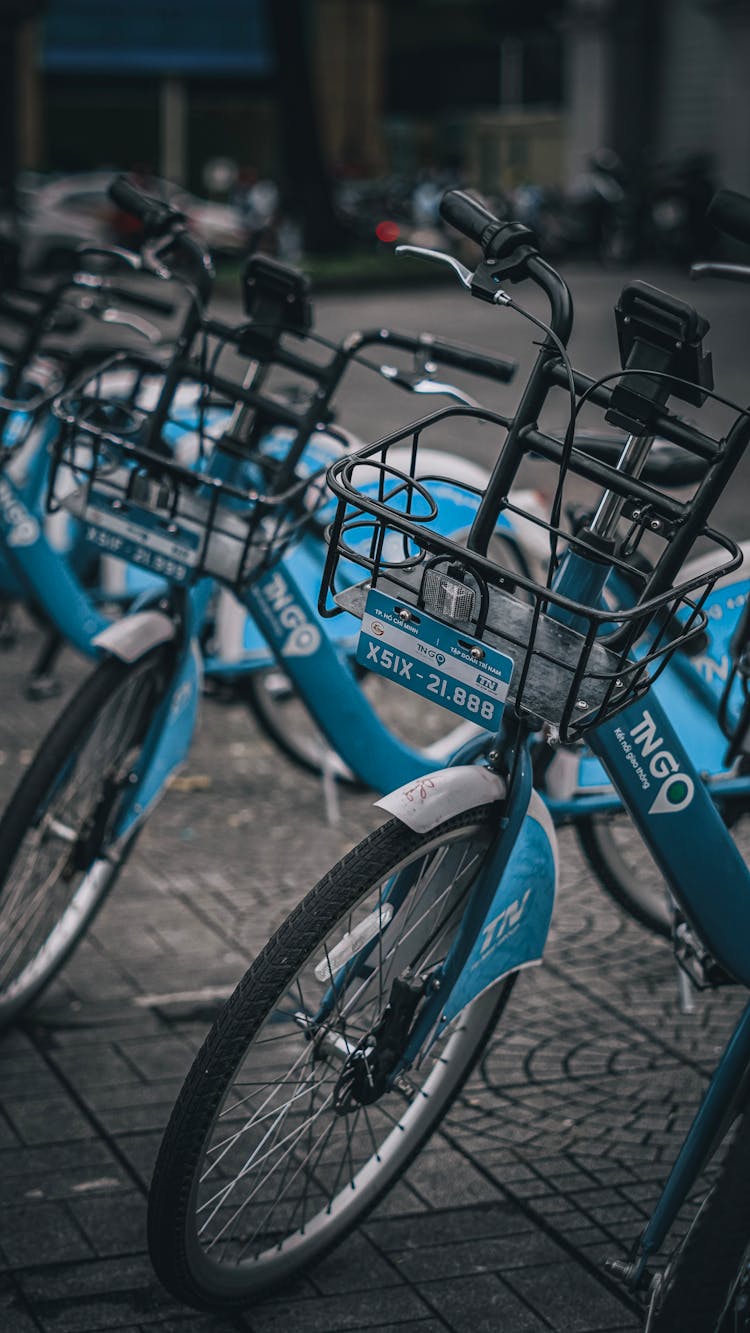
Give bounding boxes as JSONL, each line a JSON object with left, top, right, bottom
{"left": 48, "top": 345, "right": 333, "bottom": 590}
{"left": 320, "top": 406, "right": 741, "bottom": 743}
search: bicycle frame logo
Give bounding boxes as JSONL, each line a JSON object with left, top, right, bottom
{"left": 626, "top": 710, "right": 695, "bottom": 815}
{"left": 479, "top": 888, "right": 532, "bottom": 958}
{"left": 259, "top": 571, "right": 322, "bottom": 658}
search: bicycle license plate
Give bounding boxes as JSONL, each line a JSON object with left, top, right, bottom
{"left": 356, "top": 588, "right": 514, "bottom": 732}
{"left": 83, "top": 492, "right": 201, "bottom": 584}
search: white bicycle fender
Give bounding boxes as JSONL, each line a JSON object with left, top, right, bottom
{"left": 375, "top": 765, "right": 506, "bottom": 833}
{"left": 92, "top": 610, "right": 176, "bottom": 664}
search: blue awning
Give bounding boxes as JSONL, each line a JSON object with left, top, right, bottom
{"left": 42, "top": 0, "right": 274, "bottom": 76}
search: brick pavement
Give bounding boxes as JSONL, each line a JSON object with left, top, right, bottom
{"left": 0, "top": 609, "right": 744, "bottom": 1333}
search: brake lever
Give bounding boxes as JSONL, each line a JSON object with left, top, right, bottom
{"left": 141, "top": 235, "right": 177, "bottom": 281}
{"left": 379, "top": 365, "right": 481, "bottom": 408}
{"left": 97, "top": 307, "right": 161, "bottom": 342}
{"left": 74, "top": 243, "right": 142, "bottom": 271}
{"left": 395, "top": 245, "right": 473, "bottom": 289}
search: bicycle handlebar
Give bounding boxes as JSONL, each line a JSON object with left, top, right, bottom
{"left": 343, "top": 328, "right": 516, "bottom": 384}
{"left": 108, "top": 175, "right": 183, "bottom": 238}
{"left": 707, "top": 189, "right": 750, "bottom": 248}
{"left": 107, "top": 176, "right": 214, "bottom": 307}
{"left": 439, "top": 189, "right": 506, "bottom": 251}
{"left": 691, "top": 261, "right": 750, "bottom": 285}
{"left": 73, "top": 271, "right": 177, "bottom": 319}
{"left": 439, "top": 188, "right": 573, "bottom": 344}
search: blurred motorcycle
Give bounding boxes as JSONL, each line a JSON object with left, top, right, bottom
{"left": 512, "top": 150, "right": 634, "bottom": 265}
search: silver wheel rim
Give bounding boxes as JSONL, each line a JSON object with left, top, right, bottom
{"left": 182, "top": 821, "right": 499, "bottom": 1295}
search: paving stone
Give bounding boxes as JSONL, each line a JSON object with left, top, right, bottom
{"left": 0, "top": 1109, "right": 21, "bottom": 1150}
{"left": 0, "top": 1274, "right": 40, "bottom": 1331}
{"left": 153, "top": 1319, "right": 253, "bottom": 1333}
{"left": 504, "top": 1263, "right": 636, "bottom": 1332}
{"left": 389, "top": 1229, "right": 568, "bottom": 1283}
{"left": 365, "top": 1201, "right": 534, "bottom": 1252}
{"left": 0, "top": 1052, "right": 62, "bottom": 1099}
{"left": 112, "top": 1036, "right": 198, "bottom": 1085}
{"left": 416, "top": 1274, "right": 548, "bottom": 1332}
{"left": 51, "top": 1044, "right": 148, "bottom": 1092}
{"left": 152, "top": 1319, "right": 251, "bottom": 1333}
{"left": 364, "top": 1324, "right": 448, "bottom": 1333}
{"left": 17, "top": 1255, "right": 183, "bottom": 1331}
{"left": 366, "top": 1180, "right": 429, "bottom": 1219}
{"left": 310, "top": 1231, "right": 405, "bottom": 1294}
{"left": 1, "top": 1200, "right": 93, "bottom": 1268}
{"left": 68, "top": 1191, "right": 146, "bottom": 1259}
{"left": 4, "top": 1095, "right": 98, "bottom": 1147}
{"left": 0, "top": 1139, "right": 117, "bottom": 1188}
{"left": 403, "top": 1152, "right": 501, "bottom": 1208}
{"left": 13, "top": 1168, "right": 130, "bottom": 1206}
{"left": 110, "top": 1131, "right": 164, "bottom": 1184}
{"left": 247, "top": 1287, "right": 431, "bottom": 1333}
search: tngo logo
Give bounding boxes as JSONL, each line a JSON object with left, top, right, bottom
{"left": 630, "top": 710, "right": 695, "bottom": 815}
{"left": 260, "top": 571, "right": 321, "bottom": 659}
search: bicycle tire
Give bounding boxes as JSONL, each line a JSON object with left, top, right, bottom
{"left": 651, "top": 1103, "right": 750, "bottom": 1331}
{"left": 575, "top": 814, "right": 673, "bottom": 939}
{"left": 0, "top": 644, "right": 171, "bottom": 1027}
{"left": 577, "top": 802, "right": 750, "bottom": 941}
{"left": 149, "top": 803, "right": 514, "bottom": 1310}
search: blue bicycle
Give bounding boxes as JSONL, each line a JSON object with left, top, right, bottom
{"left": 147, "top": 188, "right": 750, "bottom": 1329}
{"left": 4, "top": 198, "right": 740, "bottom": 954}
{"left": 0, "top": 178, "right": 527, "bottom": 1027}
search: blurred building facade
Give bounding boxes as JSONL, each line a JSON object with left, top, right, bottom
{"left": 6, "top": 0, "right": 750, "bottom": 199}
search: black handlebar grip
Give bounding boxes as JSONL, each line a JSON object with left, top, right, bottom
{"left": 439, "top": 190, "right": 502, "bottom": 248}
{"left": 108, "top": 175, "right": 180, "bottom": 237}
{"left": 109, "top": 175, "right": 152, "bottom": 221}
{"left": 428, "top": 336, "right": 516, "bottom": 383}
{"left": 707, "top": 189, "right": 750, "bottom": 247}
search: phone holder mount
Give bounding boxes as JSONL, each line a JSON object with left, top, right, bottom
{"left": 606, "top": 281, "right": 713, "bottom": 434}
{"left": 240, "top": 255, "right": 313, "bottom": 357}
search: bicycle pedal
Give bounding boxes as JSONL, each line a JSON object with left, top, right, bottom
{"left": 25, "top": 674, "right": 62, "bottom": 702}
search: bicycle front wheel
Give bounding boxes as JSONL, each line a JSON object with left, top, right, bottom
{"left": 0, "top": 645, "right": 170, "bottom": 1027}
{"left": 149, "top": 803, "right": 513, "bottom": 1310}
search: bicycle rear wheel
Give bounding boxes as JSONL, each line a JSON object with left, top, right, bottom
{"left": 577, "top": 797, "right": 750, "bottom": 941}
{"left": 0, "top": 645, "right": 170, "bottom": 1027}
{"left": 651, "top": 1102, "right": 750, "bottom": 1331}
{"left": 149, "top": 803, "right": 514, "bottom": 1310}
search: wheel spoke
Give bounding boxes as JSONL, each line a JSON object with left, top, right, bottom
{"left": 151, "top": 811, "right": 507, "bottom": 1305}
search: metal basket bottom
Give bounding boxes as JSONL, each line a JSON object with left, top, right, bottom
{"left": 336, "top": 574, "right": 628, "bottom": 731}
{"left": 57, "top": 468, "right": 286, "bottom": 587}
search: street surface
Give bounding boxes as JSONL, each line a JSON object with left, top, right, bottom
{"left": 0, "top": 264, "right": 748, "bottom": 1331}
